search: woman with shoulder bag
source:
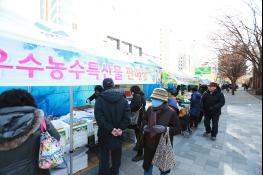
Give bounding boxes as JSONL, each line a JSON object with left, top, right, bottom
{"left": 128, "top": 85, "right": 146, "bottom": 162}
{"left": 142, "top": 88, "right": 180, "bottom": 175}
{"left": 0, "top": 89, "right": 60, "bottom": 175}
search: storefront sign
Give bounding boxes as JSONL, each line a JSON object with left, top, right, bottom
{"left": 0, "top": 36, "right": 159, "bottom": 86}
{"left": 195, "top": 67, "right": 211, "bottom": 75}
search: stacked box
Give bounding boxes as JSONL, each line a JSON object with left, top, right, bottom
{"left": 51, "top": 119, "right": 88, "bottom": 151}
{"left": 72, "top": 123, "right": 88, "bottom": 149}
{"left": 51, "top": 147, "right": 88, "bottom": 175}
{"left": 68, "top": 147, "right": 88, "bottom": 174}
{"left": 51, "top": 120, "right": 70, "bottom": 152}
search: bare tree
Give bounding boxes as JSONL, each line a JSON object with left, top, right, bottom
{"left": 218, "top": 43, "right": 248, "bottom": 95}
{"left": 213, "top": 0, "right": 262, "bottom": 92}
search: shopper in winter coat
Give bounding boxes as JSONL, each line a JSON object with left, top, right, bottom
{"left": 129, "top": 85, "right": 146, "bottom": 162}
{"left": 86, "top": 85, "right": 104, "bottom": 104}
{"left": 201, "top": 82, "right": 225, "bottom": 141}
{"left": 198, "top": 84, "right": 208, "bottom": 123}
{"left": 142, "top": 88, "right": 180, "bottom": 175}
{"left": 189, "top": 87, "right": 202, "bottom": 128}
{"left": 95, "top": 78, "right": 131, "bottom": 175}
{"left": 0, "top": 89, "right": 60, "bottom": 175}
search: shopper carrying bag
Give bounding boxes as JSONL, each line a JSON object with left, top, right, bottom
{"left": 0, "top": 89, "right": 61, "bottom": 175}
{"left": 152, "top": 128, "right": 176, "bottom": 172}
{"left": 39, "top": 119, "right": 64, "bottom": 169}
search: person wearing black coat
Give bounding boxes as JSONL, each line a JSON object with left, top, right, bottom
{"left": 189, "top": 87, "right": 202, "bottom": 128}
{"left": 0, "top": 89, "right": 60, "bottom": 175}
{"left": 94, "top": 78, "right": 131, "bottom": 175}
{"left": 198, "top": 84, "right": 208, "bottom": 123}
{"left": 129, "top": 85, "right": 146, "bottom": 162}
{"left": 201, "top": 82, "right": 225, "bottom": 141}
{"left": 86, "top": 85, "right": 103, "bottom": 104}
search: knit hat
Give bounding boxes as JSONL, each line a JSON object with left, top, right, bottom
{"left": 150, "top": 88, "right": 168, "bottom": 102}
{"left": 208, "top": 82, "right": 218, "bottom": 87}
{"left": 103, "top": 78, "right": 114, "bottom": 89}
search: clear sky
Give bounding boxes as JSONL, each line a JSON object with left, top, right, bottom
{"left": 1, "top": 0, "right": 261, "bottom": 68}
{"left": 74, "top": 0, "right": 261, "bottom": 67}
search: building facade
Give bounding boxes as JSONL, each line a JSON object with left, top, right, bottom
{"left": 40, "top": 0, "right": 77, "bottom": 30}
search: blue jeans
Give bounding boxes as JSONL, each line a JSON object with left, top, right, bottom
{"left": 144, "top": 165, "right": 170, "bottom": 175}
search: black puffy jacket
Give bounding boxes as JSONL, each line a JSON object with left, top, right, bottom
{"left": 201, "top": 88, "right": 225, "bottom": 116}
{"left": 95, "top": 88, "right": 131, "bottom": 139}
{"left": 0, "top": 106, "right": 60, "bottom": 175}
{"left": 130, "top": 93, "right": 146, "bottom": 125}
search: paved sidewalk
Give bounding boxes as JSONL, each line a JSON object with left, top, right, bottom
{"left": 87, "top": 90, "right": 262, "bottom": 175}
{"left": 120, "top": 91, "right": 262, "bottom": 175}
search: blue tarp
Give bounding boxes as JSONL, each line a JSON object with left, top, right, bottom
{"left": 143, "top": 84, "right": 161, "bottom": 100}
{"left": 0, "top": 86, "right": 95, "bottom": 116}
{"left": 1, "top": 84, "right": 174, "bottom": 116}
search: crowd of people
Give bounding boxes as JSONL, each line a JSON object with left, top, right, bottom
{"left": 0, "top": 78, "right": 225, "bottom": 175}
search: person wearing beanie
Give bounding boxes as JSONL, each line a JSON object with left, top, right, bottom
{"left": 142, "top": 88, "right": 180, "bottom": 175}
{"left": 86, "top": 85, "right": 103, "bottom": 104}
{"left": 94, "top": 78, "right": 131, "bottom": 175}
{"left": 201, "top": 82, "right": 225, "bottom": 141}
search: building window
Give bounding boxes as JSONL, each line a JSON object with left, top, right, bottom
{"left": 133, "top": 46, "right": 142, "bottom": 56}
{"left": 121, "top": 41, "right": 132, "bottom": 54}
{"left": 72, "top": 23, "right": 77, "bottom": 30}
{"left": 107, "top": 36, "right": 120, "bottom": 50}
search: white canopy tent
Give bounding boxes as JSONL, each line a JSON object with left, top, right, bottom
{"left": 0, "top": 10, "right": 160, "bottom": 175}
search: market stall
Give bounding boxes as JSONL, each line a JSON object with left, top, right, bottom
{"left": 0, "top": 17, "right": 161, "bottom": 175}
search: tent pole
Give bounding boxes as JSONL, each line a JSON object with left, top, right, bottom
{"left": 69, "top": 86, "right": 74, "bottom": 175}
{"left": 160, "top": 70, "right": 163, "bottom": 87}
{"left": 27, "top": 86, "right": 31, "bottom": 93}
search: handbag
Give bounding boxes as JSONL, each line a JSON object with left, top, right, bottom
{"left": 179, "top": 107, "right": 188, "bottom": 118}
{"left": 130, "top": 105, "right": 143, "bottom": 125}
{"left": 39, "top": 119, "right": 64, "bottom": 169}
{"left": 152, "top": 128, "right": 176, "bottom": 172}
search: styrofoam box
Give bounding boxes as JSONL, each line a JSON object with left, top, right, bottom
{"left": 51, "top": 120, "right": 88, "bottom": 151}
{"left": 80, "top": 118, "right": 95, "bottom": 136}
{"left": 72, "top": 123, "right": 88, "bottom": 149}
{"left": 51, "top": 120, "right": 70, "bottom": 151}
{"left": 51, "top": 147, "right": 88, "bottom": 175}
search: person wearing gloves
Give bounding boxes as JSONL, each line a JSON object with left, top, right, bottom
{"left": 95, "top": 78, "right": 131, "bottom": 175}
{"left": 0, "top": 89, "right": 60, "bottom": 175}
{"left": 142, "top": 88, "right": 180, "bottom": 175}
{"left": 86, "top": 85, "right": 103, "bottom": 104}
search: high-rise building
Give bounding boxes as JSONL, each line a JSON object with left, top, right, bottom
{"left": 159, "top": 28, "right": 170, "bottom": 68}
{"left": 178, "top": 54, "right": 191, "bottom": 72}
{"left": 40, "top": 0, "right": 77, "bottom": 30}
